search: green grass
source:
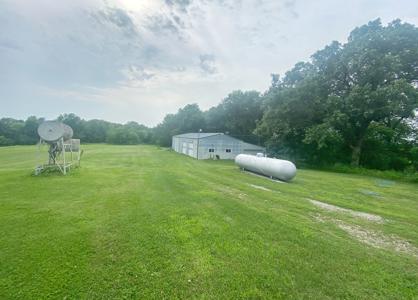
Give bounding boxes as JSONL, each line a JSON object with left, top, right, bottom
{"left": 316, "top": 163, "right": 418, "bottom": 183}
{"left": 0, "top": 145, "right": 417, "bottom": 299}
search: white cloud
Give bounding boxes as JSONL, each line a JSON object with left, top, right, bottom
{"left": 1, "top": 0, "right": 418, "bottom": 125}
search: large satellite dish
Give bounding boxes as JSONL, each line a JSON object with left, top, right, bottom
{"left": 35, "top": 121, "right": 81, "bottom": 175}
{"left": 37, "top": 121, "right": 73, "bottom": 143}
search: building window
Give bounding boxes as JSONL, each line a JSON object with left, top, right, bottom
{"left": 226, "top": 149, "right": 231, "bottom": 153}
{"left": 208, "top": 148, "right": 215, "bottom": 152}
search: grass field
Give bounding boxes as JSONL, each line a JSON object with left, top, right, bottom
{"left": 0, "top": 145, "right": 417, "bottom": 299}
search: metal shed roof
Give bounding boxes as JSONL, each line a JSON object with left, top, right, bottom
{"left": 172, "top": 132, "right": 223, "bottom": 139}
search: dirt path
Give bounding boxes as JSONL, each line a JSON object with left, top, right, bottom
{"left": 312, "top": 213, "right": 418, "bottom": 259}
{"left": 308, "top": 198, "right": 384, "bottom": 222}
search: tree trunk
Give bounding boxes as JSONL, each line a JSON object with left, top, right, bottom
{"left": 350, "top": 138, "right": 364, "bottom": 167}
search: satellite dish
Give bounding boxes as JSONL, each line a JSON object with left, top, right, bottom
{"left": 62, "top": 124, "right": 73, "bottom": 141}
{"left": 35, "top": 121, "right": 81, "bottom": 175}
{"left": 37, "top": 121, "right": 73, "bottom": 143}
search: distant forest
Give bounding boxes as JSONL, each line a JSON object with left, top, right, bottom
{"left": 1, "top": 19, "right": 417, "bottom": 171}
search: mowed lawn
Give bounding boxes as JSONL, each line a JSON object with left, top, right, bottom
{"left": 0, "top": 145, "right": 417, "bottom": 299}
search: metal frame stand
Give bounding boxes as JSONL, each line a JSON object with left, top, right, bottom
{"left": 35, "top": 138, "right": 81, "bottom": 175}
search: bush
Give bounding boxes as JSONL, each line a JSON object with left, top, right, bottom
{"left": 0, "top": 136, "right": 13, "bottom": 146}
{"left": 320, "top": 163, "right": 418, "bottom": 183}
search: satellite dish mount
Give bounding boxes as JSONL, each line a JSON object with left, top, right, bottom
{"left": 35, "top": 121, "right": 82, "bottom": 175}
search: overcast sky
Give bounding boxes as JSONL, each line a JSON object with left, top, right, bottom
{"left": 1, "top": 0, "right": 417, "bottom": 126}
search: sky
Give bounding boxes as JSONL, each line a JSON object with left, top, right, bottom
{"left": 1, "top": 0, "right": 418, "bottom": 126}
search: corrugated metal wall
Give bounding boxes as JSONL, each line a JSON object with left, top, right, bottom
{"left": 172, "top": 135, "right": 264, "bottom": 160}
{"left": 199, "top": 135, "right": 264, "bottom": 159}
{"left": 172, "top": 136, "right": 198, "bottom": 159}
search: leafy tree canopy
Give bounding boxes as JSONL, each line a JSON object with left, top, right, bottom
{"left": 257, "top": 19, "right": 418, "bottom": 169}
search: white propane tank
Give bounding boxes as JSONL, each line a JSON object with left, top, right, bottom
{"left": 235, "top": 154, "right": 297, "bottom": 182}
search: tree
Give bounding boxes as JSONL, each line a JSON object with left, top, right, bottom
{"left": 205, "top": 90, "right": 263, "bottom": 144}
{"left": 57, "top": 113, "right": 85, "bottom": 139}
{"left": 256, "top": 75, "right": 331, "bottom": 161}
{"left": 83, "top": 119, "right": 111, "bottom": 143}
{"left": 153, "top": 104, "right": 205, "bottom": 146}
{"left": 0, "top": 118, "right": 25, "bottom": 145}
{"left": 323, "top": 20, "right": 418, "bottom": 165}
{"left": 258, "top": 19, "right": 418, "bottom": 168}
{"left": 22, "top": 116, "right": 44, "bottom": 144}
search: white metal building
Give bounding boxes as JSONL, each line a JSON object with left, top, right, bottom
{"left": 172, "top": 133, "right": 265, "bottom": 160}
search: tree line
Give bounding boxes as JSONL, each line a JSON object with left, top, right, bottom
{"left": 0, "top": 115, "right": 152, "bottom": 146}
{"left": 1, "top": 19, "right": 417, "bottom": 171}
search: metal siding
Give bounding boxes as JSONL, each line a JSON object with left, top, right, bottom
{"left": 198, "top": 135, "right": 243, "bottom": 160}
{"left": 173, "top": 133, "right": 265, "bottom": 160}
{"left": 174, "top": 137, "right": 198, "bottom": 159}
{"left": 173, "top": 136, "right": 181, "bottom": 152}
{"left": 172, "top": 132, "right": 222, "bottom": 139}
